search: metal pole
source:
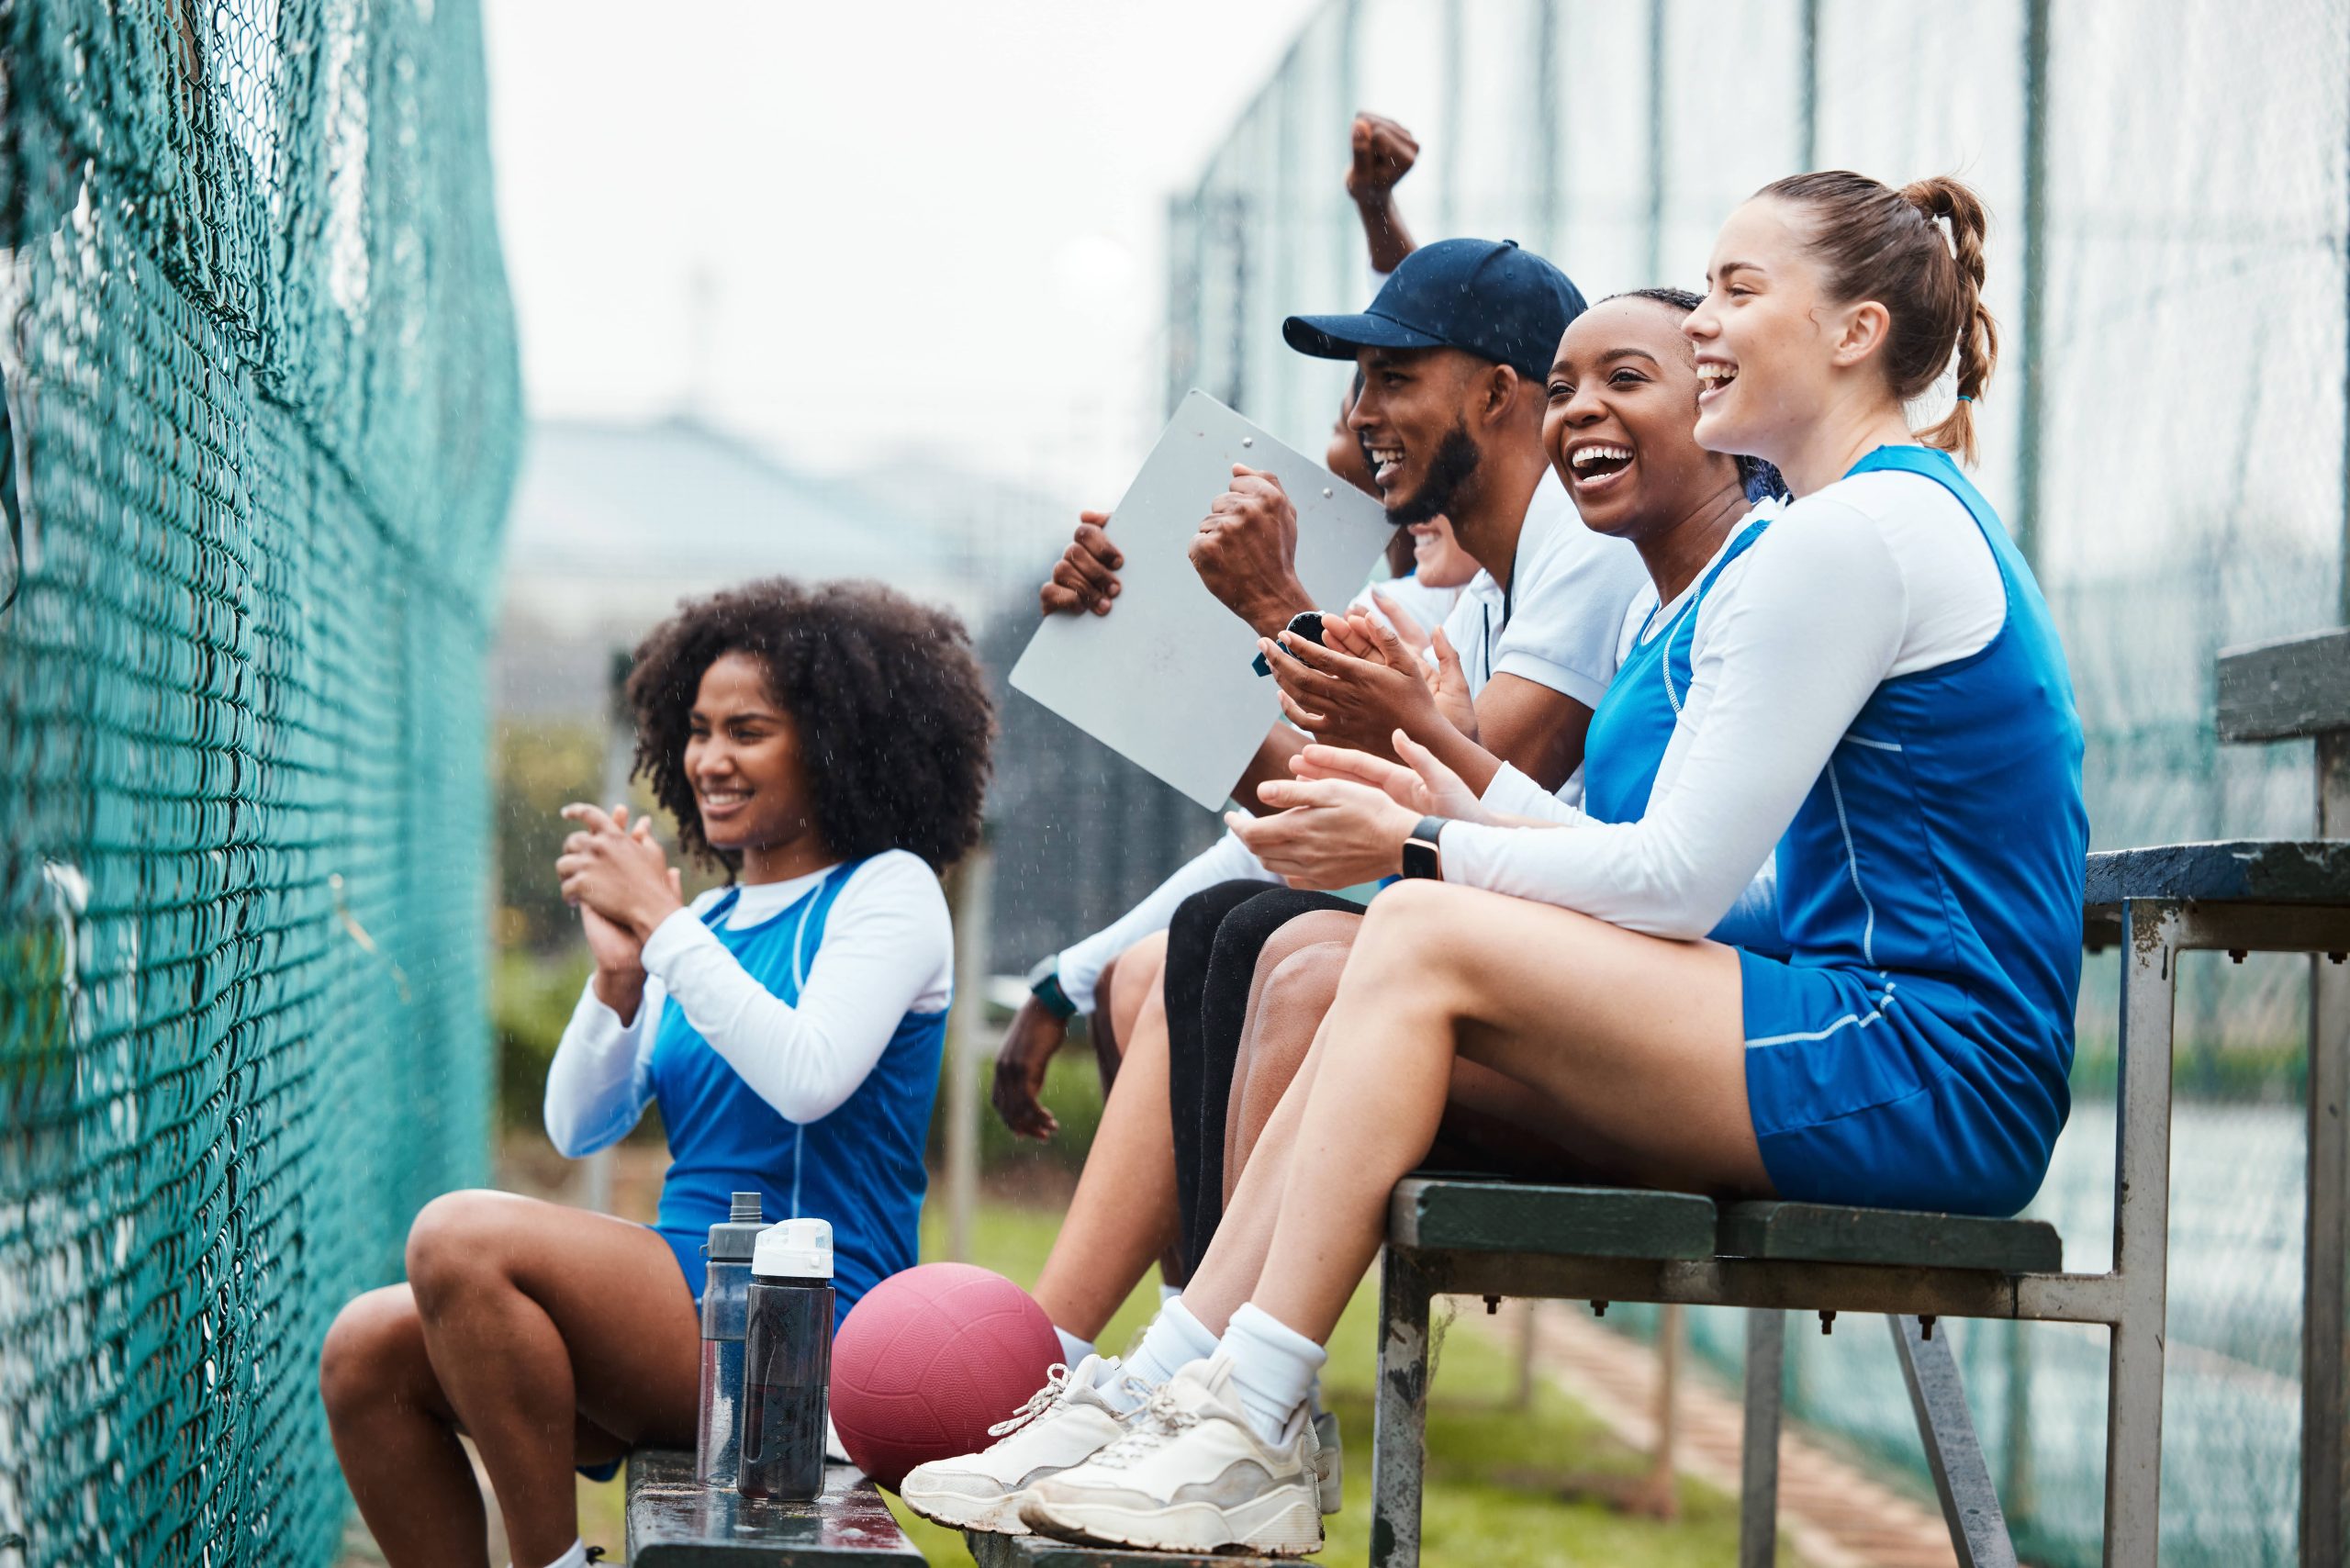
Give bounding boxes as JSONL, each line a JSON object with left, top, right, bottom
{"left": 2002, "top": 1321, "right": 2036, "bottom": 1527}
{"left": 1796, "top": 0, "right": 1819, "bottom": 172}
{"left": 2100, "top": 902, "right": 2178, "bottom": 1567}
{"left": 1642, "top": 0, "right": 1667, "bottom": 284}
{"left": 943, "top": 847, "right": 993, "bottom": 1265}
{"left": 1891, "top": 1315, "right": 2019, "bottom": 1567}
{"left": 2305, "top": 734, "right": 2350, "bottom": 1566}
{"left": 2013, "top": 0, "right": 2052, "bottom": 567}
{"left": 1438, "top": 0, "right": 1463, "bottom": 241}
{"left": 1534, "top": 0, "right": 1561, "bottom": 256}
{"left": 582, "top": 647, "right": 635, "bottom": 1217}
{"left": 1739, "top": 1309, "right": 1786, "bottom": 1568}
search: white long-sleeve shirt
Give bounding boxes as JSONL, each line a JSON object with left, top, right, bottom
{"left": 1441, "top": 467, "right": 2005, "bottom": 937}
{"left": 543, "top": 850, "right": 954, "bottom": 1154}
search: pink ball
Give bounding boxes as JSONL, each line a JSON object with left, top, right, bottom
{"left": 828, "top": 1262, "right": 1065, "bottom": 1492}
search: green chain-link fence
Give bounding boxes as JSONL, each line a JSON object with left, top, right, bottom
{"left": 0, "top": 0, "right": 520, "bottom": 1558}
{"left": 1169, "top": 2, "right": 2346, "bottom": 1562}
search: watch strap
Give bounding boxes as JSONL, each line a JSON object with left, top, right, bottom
{"left": 1401, "top": 815, "right": 1449, "bottom": 880}
{"left": 1025, "top": 958, "right": 1078, "bottom": 1021}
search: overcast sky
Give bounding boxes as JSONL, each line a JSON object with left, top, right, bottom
{"left": 481, "top": 0, "right": 1328, "bottom": 498}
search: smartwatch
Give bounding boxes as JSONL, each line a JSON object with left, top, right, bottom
{"left": 1400, "top": 815, "right": 1449, "bottom": 880}
{"left": 1253, "top": 610, "right": 1329, "bottom": 676}
{"left": 1024, "top": 955, "right": 1078, "bottom": 1021}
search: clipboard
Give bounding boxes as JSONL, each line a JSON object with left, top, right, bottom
{"left": 1010, "top": 390, "right": 1393, "bottom": 811}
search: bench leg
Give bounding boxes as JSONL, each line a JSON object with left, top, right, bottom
{"left": 1889, "top": 1315, "right": 2018, "bottom": 1568}
{"left": 1371, "top": 1248, "right": 1435, "bottom": 1568}
{"left": 2103, "top": 899, "right": 2177, "bottom": 1568}
{"left": 1738, "top": 1308, "right": 1785, "bottom": 1568}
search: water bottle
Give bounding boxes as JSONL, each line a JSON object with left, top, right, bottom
{"left": 737, "top": 1216, "right": 834, "bottom": 1501}
{"left": 693, "top": 1192, "right": 767, "bottom": 1487}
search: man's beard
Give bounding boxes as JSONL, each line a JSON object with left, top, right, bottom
{"left": 1384, "top": 422, "right": 1481, "bottom": 527}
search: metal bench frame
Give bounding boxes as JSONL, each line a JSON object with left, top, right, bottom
{"left": 1373, "top": 625, "right": 2350, "bottom": 1568}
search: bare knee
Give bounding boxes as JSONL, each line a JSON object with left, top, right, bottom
{"left": 1105, "top": 930, "right": 1169, "bottom": 1047}
{"left": 1248, "top": 942, "right": 1348, "bottom": 1080}
{"left": 320, "top": 1285, "right": 426, "bottom": 1426}
{"left": 1349, "top": 880, "right": 1476, "bottom": 985}
{"left": 405, "top": 1188, "right": 520, "bottom": 1310}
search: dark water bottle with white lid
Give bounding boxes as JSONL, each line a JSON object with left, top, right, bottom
{"left": 736, "top": 1216, "right": 834, "bottom": 1501}
{"left": 693, "top": 1191, "right": 767, "bottom": 1487}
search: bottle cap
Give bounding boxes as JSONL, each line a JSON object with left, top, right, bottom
{"left": 752, "top": 1217, "right": 834, "bottom": 1280}
{"left": 705, "top": 1192, "right": 767, "bottom": 1263}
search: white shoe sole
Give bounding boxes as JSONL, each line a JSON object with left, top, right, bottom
{"left": 898, "top": 1482, "right": 1030, "bottom": 1537}
{"left": 1017, "top": 1485, "right": 1324, "bottom": 1557}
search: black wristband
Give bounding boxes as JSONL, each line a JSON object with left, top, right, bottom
{"left": 1400, "top": 815, "right": 1449, "bottom": 880}
{"left": 1025, "top": 958, "right": 1078, "bottom": 1021}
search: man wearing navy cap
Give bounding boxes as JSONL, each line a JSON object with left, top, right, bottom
{"left": 907, "top": 127, "right": 1651, "bottom": 1552}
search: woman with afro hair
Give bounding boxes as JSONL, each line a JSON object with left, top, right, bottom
{"left": 320, "top": 577, "right": 995, "bottom": 1568}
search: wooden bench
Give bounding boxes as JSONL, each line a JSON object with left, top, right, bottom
{"left": 623, "top": 1446, "right": 921, "bottom": 1565}
{"left": 1369, "top": 624, "right": 2350, "bottom": 1568}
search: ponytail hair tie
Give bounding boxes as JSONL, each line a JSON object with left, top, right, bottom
{"left": 1956, "top": 393, "right": 1975, "bottom": 403}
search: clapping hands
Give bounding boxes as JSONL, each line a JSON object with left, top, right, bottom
{"left": 1227, "top": 732, "right": 1496, "bottom": 889}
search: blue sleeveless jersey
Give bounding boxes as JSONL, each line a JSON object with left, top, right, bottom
{"left": 1583, "top": 516, "right": 1772, "bottom": 825}
{"left": 1740, "top": 446, "right": 2087, "bottom": 1215}
{"left": 647, "top": 861, "right": 948, "bottom": 1327}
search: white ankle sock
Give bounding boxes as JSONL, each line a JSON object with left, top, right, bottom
{"left": 1221, "top": 1304, "right": 1326, "bottom": 1447}
{"left": 530, "top": 1542, "right": 588, "bottom": 1568}
{"left": 1159, "top": 1282, "right": 1183, "bottom": 1305}
{"left": 1054, "top": 1324, "right": 1095, "bottom": 1366}
{"left": 1113, "top": 1298, "right": 1220, "bottom": 1409}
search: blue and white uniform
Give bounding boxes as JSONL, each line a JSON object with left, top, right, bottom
{"left": 1447, "top": 446, "right": 2086, "bottom": 1216}
{"left": 545, "top": 850, "right": 954, "bottom": 1323}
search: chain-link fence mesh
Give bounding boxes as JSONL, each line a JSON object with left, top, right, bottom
{"left": 0, "top": 0, "right": 520, "bottom": 1558}
{"left": 1169, "top": 3, "right": 2345, "bottom": 1562}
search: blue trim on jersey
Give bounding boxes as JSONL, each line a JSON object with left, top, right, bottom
{"left": 1739, "top": 446, "right": 2087, "bottom": 1217}
{"left": 1583, "top": 515, "right": 1772, "bottom": 825}
{"left": 646, "top": 861, "right": 947, "bottom": 1328}
{"left": 1582, "top": 515, "right": 1786, "bottom": 956}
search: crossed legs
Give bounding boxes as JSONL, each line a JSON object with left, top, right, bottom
{"left": 320, "top": 1192, "right": 700, "bottom": 1568}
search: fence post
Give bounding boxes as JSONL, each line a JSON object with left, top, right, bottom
{"left": 943, "top": 848, "right": 994, "bottom": 1264}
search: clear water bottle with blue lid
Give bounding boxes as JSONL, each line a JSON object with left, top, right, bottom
{"left": 693, "top": 1191, "right": 767, "bottom": 1486}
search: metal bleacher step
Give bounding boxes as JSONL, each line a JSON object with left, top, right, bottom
{"left": 1715, "top": 1200, "right": 2063, "bottom": 1274}
{"left": 624, "top": 1447, "right": 921, "bottom": 1565}
{"left": 965, "top": 1530, "right": 1294, "bottom": 1567}
{"left": 1391, "top": 1177, "right": 2063, "bottom": 1275}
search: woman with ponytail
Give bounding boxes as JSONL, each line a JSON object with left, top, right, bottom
{"left": 983, "top": 171, "right": 2086, "bottom": 1560}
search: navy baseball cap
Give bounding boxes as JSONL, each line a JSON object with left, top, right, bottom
{"left": 1283, "top": 238, "right": 1587, "bottom": 383}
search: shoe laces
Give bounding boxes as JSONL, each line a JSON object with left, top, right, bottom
{"left": 986, "top": 1361, "right": 1075, "bottom": 1438}
{"left": 1086, "top": 1384, "right": 1199, "bottom": 1471}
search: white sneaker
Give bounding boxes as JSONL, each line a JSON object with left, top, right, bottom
{"left": 1016, "top": 1353, "right": 1324, "bottom": 1557}
{"left": 1313, "top": 1408, "right": 1342, "bottom": 1515}
{"left": 897, "top": 1356, "right": 1134, "bottom": 1536}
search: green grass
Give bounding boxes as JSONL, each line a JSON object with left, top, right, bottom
{"left": 882, "top": 1203, "right": 1785, "bottom": 1568}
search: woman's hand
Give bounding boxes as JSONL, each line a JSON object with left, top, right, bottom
{"left": 1288, "top": 732, "right": 1495, "bottom": 823}
{"left": 1263, "top": 620, "right": 1453, "bottom": 758}
{"left": 558, "top": 802, "right": 686, "bottom": 944}
{"left": 1227, "top": 775, "right": 1421, "bottom": 889}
